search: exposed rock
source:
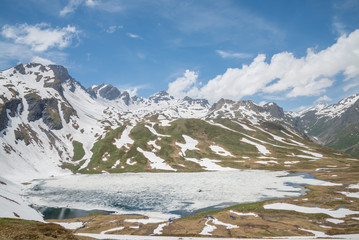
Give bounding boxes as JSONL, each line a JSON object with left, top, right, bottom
{"left": 0, "top": 99, "right": 23, "bottom": 131}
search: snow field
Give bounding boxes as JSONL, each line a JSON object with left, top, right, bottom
{"left": 0, "top": 177, "right": 43, "bottom": 221}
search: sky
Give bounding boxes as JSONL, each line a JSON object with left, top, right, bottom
{"left": 0, "top": 0, "right": 359, "bottom": 111}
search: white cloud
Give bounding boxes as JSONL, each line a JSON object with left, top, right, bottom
{"left": 60, "top": 0, "right": 83, "bottom": 16}
{"left": 332, "top": 16, "right": 347, "bottom": 36}
{"left": 85, "top": 0, "right": 98, "bottom": 7}
{"left": 343, "top": 80, "right": 359, "bottom": 91}
{"left": 258, "top": 101, "right": 267, "bottom": 106}
{"left": 293, "top": 105, "right": 310, "bottom": 112}
{"left": 168, "top": 29, "right": 359, "bottom": 103}
{"left": 168, "top": 70, "right": 199, "bottom": 99}
{"left": 216, "top": 50, "right": 252, "bottom": 59}
{"left": 31, "top": 56, "right": 55, "bottom": 65}
{"left": 1, "top": 23, "right": 79, "bottom": 52}
{"left": 127, "top": 33, "right": 142, "bottom": 39}
{"left": 105, "top": 25, "right": 123, "bottom": 34}
{"left": 0, "top": 42, "right": 33, "bottom": 66}
{"left": 60, "top": 0, "right": 98, "bottom": 16}
{"left": 314, "top": 95, "right": 332, "bottom": 104}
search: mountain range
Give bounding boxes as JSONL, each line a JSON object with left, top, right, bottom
{"left": 1, "top": 62, "right": 359, "bottom": 239}
{"left": 0, "top": 63, "right": 358, "bottom": 184}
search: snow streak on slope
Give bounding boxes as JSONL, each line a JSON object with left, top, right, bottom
{"left": 114, "top": 126, "right": 134, "bottom": 150}
{"left": 241, "top": 138, "right": 271, "bottom": 155}
{"left": 209, "top": 145, "right": 234, "bottom": 157}
{"left": 137, "top": 147, "right": 176, "bottom": 171}
{"left": 176, "top": 135, "right": 199, "bottom": 156}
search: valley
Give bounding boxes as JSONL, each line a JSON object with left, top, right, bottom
{"left": 0, "top": 63, "right": 359, "bottom": 239}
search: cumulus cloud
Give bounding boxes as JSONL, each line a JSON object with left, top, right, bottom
{"left": 168, "top": 29, "right": 359, "bottom": 103}
{"left": 1, "top": 23, "right": 79, "bottom": 52}
{"left": 168, "top": 70, "right": 199, "bottom": 99}
{"left": 216, "top": 50, "right": 252, "bottom": 59}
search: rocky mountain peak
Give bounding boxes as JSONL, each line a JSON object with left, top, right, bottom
{"left": 183, "top": 96, "right": 209, "bottom": 107}
{"left": 149, "top": 91, "right": 174, "bottom": 103}
{"left": 262, "top": 102, "right": 285, "bottom": 119}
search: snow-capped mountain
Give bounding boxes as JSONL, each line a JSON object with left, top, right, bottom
{"left": 295, "top": 93, "right": 359, "bottom": 156}
{"left": 1, "top": 62, "right": 359, "bottom": 185}
{"left": 1, "top": 62, "right": 359, "bottom": 224}
{"left": 207, "top": 98, "right": 285, "bottom": 120}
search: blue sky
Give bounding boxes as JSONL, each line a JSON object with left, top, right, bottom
{"left": 0, "top": 0, "right": 359, "bottom": 111}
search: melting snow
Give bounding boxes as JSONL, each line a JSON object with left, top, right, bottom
{"left": 125, "top": 218, "right": 165, "bottom": 224}
{"left": 54, "top": 221, "right": 84, "bottom": 230}
{"left": 114, "top": 125, "right": 134, "bottom": 150}
{"left": 340, "top": 191, "right": 359, "bottom": 198}
{"left": 24, "top": 171, "right": 343, "bottom": 220}
{"left": 112, "top": 160, "right": 121, "bottom": 169}
{"left": 145, "top": 123, "right": 170, "bottom": 137}
{"left": 148, "top": 140, "right": 161, "bottom": 151}
{"left": 255, "top": 160, "right": 278, "bottom": 165}
{"left": 176, "top": 135, "right": 199, "bottom": 156}
{"left": 209, "top": 145, "right": 234, "bottom": 157}
{"left": 185, "top": 158, "right": 235, "bottom": 171}
{"left": 232, "top": 120, "right": 256, "bottom": 131}
{"left": 348, "top": 183, "right": 359, "bottom": 189}
{"left": 301, "top": 150, "right": 323, "bottom": 158}
{"left": 241, "top": 138, "right": 270, "bottom": 155}
{"left": 326, "top": 218, "right": 345, "bottom": 224}
{"left": 200, "top": 217, "right": 238, "bottom": 236}
{"left": 264, "top": 203, "right": 359, "bottom": 218}
{"left": 229, "top": 210, "right": 258, "bottom": 217}
{"left": 137, "top": 147, "right": 176, "bottom": 171}
{"left": 126, "top": 158, "right": 137, "bottom": 166}
{"left": 153, "top": 222, "right": 169, "bottom": 235}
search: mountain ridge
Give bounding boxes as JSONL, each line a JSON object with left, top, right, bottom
{"left": 0, "top": 62, "right": 358, "bottom": 184}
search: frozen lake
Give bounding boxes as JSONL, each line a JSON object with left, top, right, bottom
{"left": 24, "top": 170, "right": 337, "bottom": 219}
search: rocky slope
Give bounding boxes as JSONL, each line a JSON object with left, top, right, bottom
{"left": 295, "top": 93, "right": 359, "bottom": 157}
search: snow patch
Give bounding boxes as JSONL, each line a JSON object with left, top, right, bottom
{"left": 264, "top": 203, "right": 359, "bottom": 218}
{"left": 185, "top": 158, "right": 235, "bottom": 171}
{"left": 137, "top": 147, "right": 176, "bottom": 171}
{"left": 176, "top": 135, "right": 199, "bottom": 156}
{"left": 241, "top": 138, "right": 270, "bottom": 155}
{"left": 114, "top": 125, "right": 134, "bottom": 150}
{"left": 209, "top": 145, "right": 234, "bottom": 157}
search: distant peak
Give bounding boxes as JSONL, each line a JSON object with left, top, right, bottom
{"left": 149, "top": 90, "right": 174, "bottom": 102}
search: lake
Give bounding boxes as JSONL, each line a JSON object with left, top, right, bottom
{"left": 24, "top": 170, "right": 336, "bottom": 220}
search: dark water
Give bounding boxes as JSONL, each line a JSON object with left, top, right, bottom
{"left": 34, "top": 206, "right": 114, "bottom": 220}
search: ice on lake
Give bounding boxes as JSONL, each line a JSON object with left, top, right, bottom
{"left": 24, "top": 170, "right": 338, "bottom": 219}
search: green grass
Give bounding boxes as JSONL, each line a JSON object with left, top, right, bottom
{"left": 72, "top": 140, "right": 85, "bottom": 160}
